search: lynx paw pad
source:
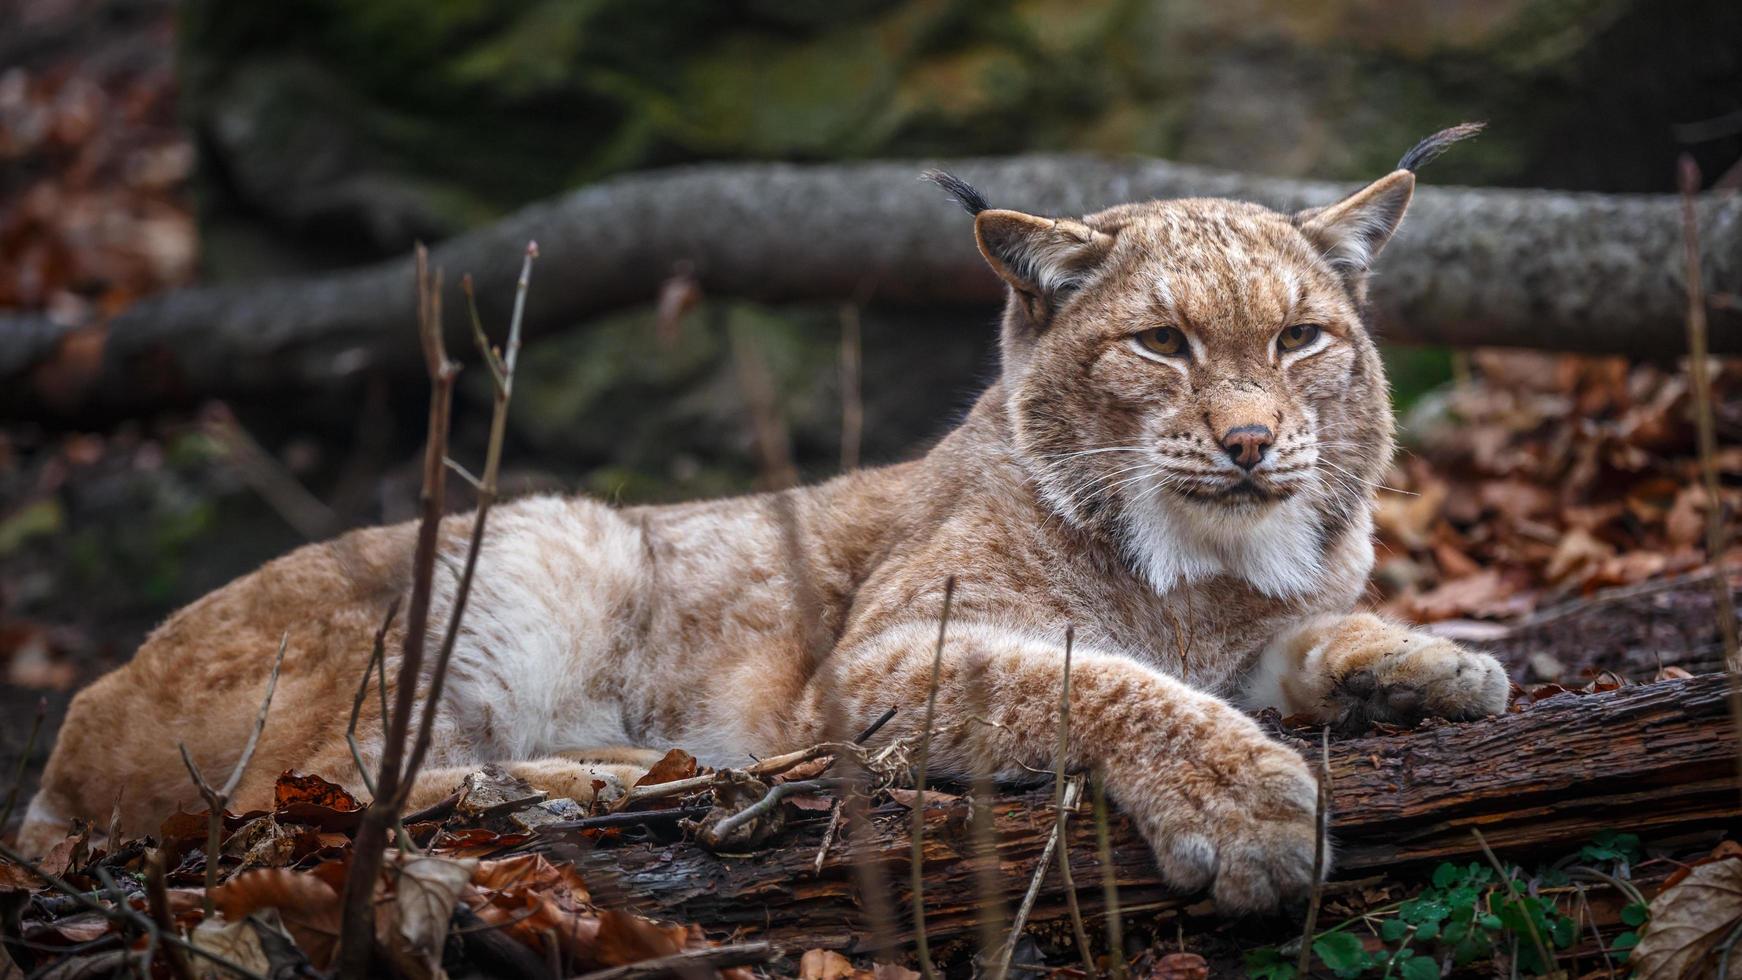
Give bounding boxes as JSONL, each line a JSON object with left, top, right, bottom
{"left": 1330, "top": 636, "right": 1507, "bottom": 730}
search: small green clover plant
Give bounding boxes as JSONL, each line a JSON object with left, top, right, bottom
{"left": 1245, "top": 833, "right": 1648, "bottom": 978}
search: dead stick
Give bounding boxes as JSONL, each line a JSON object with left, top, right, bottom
{"left": 839, "top": 303, "right": 863, "bottom": 473}
{"left": 178, "top": 631, "right": 288, "bottom": 916}
{"left": 1296, "top": 727, "right": 1331, "bottom": 978}
{"left": 345, "top": 600, "right": 401, "bottom": 799}
{"left": 909, "top": 576, "right": 955, "bottom": 980}
{"left": 1680, "top": 154, "right": 1742, "bottom": 801}
{"left": 0, "top": 696, "right": 45, "bottom": 834}
{"left": 994, "top": 775, "right": 1084, "bottom": 977}
{"left": 144, "top": 849, "right": 194, "bottom": 980}
{"left": 337, "top": 246, "right": 455, "bottom": 980}
{"left": 566, "top": 941, "right": 778, "bottom": 980}
{"left": 1472, "top": 827, "right": 1555, "bottom": 973}
{"left": 401, "top": 243, "right": 539, "bottom": 805}
{"left": 0, "top": 839, "right": 266, "bottom": 980}
{"left": 1092, "top": 771, "right": 1126, "bottom": 980}
{"left": 1054, "top": 628, "right": 1096, "bottom": 977}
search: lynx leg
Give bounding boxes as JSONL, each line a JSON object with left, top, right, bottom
{"left": 1242, "top": 612, "right": 1509, "bottom": 729}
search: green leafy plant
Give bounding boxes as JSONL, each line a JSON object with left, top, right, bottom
{"left": 1245, "top": 833, "right": 1642, "bottom": 979}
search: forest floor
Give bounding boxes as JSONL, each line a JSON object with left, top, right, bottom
{"left": 4, "top": 1, "right": 1742, "bottom": 977}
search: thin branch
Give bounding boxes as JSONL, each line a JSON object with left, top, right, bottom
{"left": 855, "top": 706, "right": 898, "bottom": 745}
{"left": 399, "top": 241, "right": 539, "bottom": 806}
{"left": 346, "top": 600, "right": 401, "bottom": 798}
{"left": 338, "top": 243, "right": 456, "bottom": 980}
{"left": 993, "top": 775, "right": 1085, "bottom": 978}
{"left": 705, "top": 778, "right": 850, "bottom": 845}
{"left": 0, "top": 839, "right": 267, "bottom": 980}
{"left": 839, "top": 303, "right": 863, "bottom": 472}
{"left": 1054, "top": 627, "right": 1097, "bottom": 978}
{"left": 1092, "top": 771, "right": 1127, "bottom": 980}
{"left": 814, "top": 800, "right": 844, "bottom": 876}
{"left": 178, "top": 631, "right": 288, "bottom": 916}
{"left": 566, "top": 941, "right": 777, "bottom": 980}
{"left": 0, "top": 696, "right": 46, "bottom": 833}
{"left": 964, "top": 656, "right": 1007, "bottom": 978}
{"left": 1297, "top": 726, "right": 1331, "bottom": 979}
{"left": 909, "top": 576, "right": 955, "bottom": 980}
{"left": 1680, "top": 154, "right": 1742, "bottom": 801}
{"left": 1472, "top": 827, "right": 1555, "bottom": 974}
{"left": 144, "top": 848, "right": 194, "bottom": 980}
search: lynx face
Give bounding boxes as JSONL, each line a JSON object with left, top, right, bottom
{"left": 929, "top": 167, "right": 1417, "bottom": 596}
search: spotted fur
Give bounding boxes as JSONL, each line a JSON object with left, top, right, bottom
{"left": 23, "top": 133, "right": 1506, "bottom": 912}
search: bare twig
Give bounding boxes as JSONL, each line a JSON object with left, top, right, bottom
{"left": 706, "top": 778, "right": 851, "bottom": 844}
{"left": 855, "top": 706, "right": 898, "bottom": 744}
{"left": 400, "top": 242, "right": 538, "bottom": 803}
{"left": 1472, "top": 827, "right": 1555, "bottom": 974}
{"left": 338, "top": 244, "right": 458, "bottom": 980}
{"left": 1296, "top": 726, "right": 1332, "bottom": 979}
{"left": 539, "top": 805, "right": 713, "bottom": 835}
{"left": 1092, "top": 771, "right": 1126, "bottom": 980}
{"left": 839, "top": 303, "right": 863, "bottom": 472}
{"left": 144, "top": 849, "right": 194, "bottom": 980}
{"left": 909, "top": 576, "right": 955, "bottom": 980}
{"left": 1054, "top": 628, "right": 1096, "bottom": 978}
{"left": 613, "top": 738, "right": 876, "bottom": 810}
{"left": 814, "top": 800, "right": 844, "bottom": 876}
{"left": 964, "top": 656, "right": 1007, "bottom": 976}
{"left": 993, "top": 775, "right": 1085, "bottom": 978}
{"left": 0, "top": 839, "right": 267, "bottom": 980}
{"left": 566, "top": 941, "right": 778, "bottom": 980}
{"left": 0, "top": 696, "right": 45, "bottom": 833}
{"left": 732, "top": 327, "right": 798, "bottom": 492}
{"left": 345, "top": 600, "right": 401, "bottom": 798}
{"left": 178, "top": 631, "right": 288, "bottom": 915}
{"left": 203, "top": 405, "right": 337, "bottom": 540}
{"left": 1681, "top": 155, "right": 1742, "bottom": 799}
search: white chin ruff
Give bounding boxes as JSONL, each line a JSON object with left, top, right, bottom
{"left": 1122, "top": 491, "right": 1326, "bottom": 598}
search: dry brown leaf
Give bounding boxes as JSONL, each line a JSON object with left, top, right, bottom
{"left": 388, "top": 854, "right": 477, "bottom": 980}
{"left": 272, "top": 771, "right": 363, "bottom": 830}
{"left": 800, "top": 949, "right": 857, "bottom": 980}
{"left": 592, "top": 907, "right": 691, "bottom": 966}
{"left": 191, "top": 915, "right": 273, "bottom": 980}
{"left": 1631, "top": 858, "right": 1742, "bottom": 980}
{"left": 209, "top": 868, "right": 343, "bottom": 969}
{"left": 1147, "top": 951, "right": 1210, "bottom": 980}
{"left": 634, "top": 749, "right": 698, "bottom": 787}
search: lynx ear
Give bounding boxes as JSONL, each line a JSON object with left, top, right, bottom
{"left": 1295, "top": 169, "right": 1415, "bottom": 277}
{"left": 974, "top": 210, "right": 1115, "bottom": 297}
{"left": 922, "top": 170, "right": 1112, "bottom": 298}
{"left": 1296, "top": 122, "right": 1483, "bottom": 280}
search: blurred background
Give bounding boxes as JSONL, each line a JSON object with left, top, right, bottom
{"left": 2, "top": 0, "right": 1741, "bottom": 817}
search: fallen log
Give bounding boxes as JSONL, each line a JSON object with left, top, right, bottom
{"left": 572, "top": 674, "right": 1739, "bottom": 952}
{"left": 9, "top": 155, "right": 1741, "bottom": 416}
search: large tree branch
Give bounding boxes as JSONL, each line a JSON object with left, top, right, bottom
{"left": 570, "top": 674, "right": 1737, "bottom": 951}
{"left": 9, "top": 155, "right": 1740, "bottom": 414}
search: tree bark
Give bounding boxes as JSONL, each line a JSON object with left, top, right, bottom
{"left": 9, "top": 155, "right": 1741, "bottom": 416}
{"left": 571, "top": 674, "right": 1739, "bottom": 952}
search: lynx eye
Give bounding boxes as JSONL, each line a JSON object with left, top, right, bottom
{"left": 1135, "top": 327, "right": 1187, "bottom": 358}
{"left": 1278, "top": 324, "right": 1322, "bottom": 352}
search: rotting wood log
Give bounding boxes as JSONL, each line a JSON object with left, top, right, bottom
{"left": 7, "top": 155, "right": 1740, "bottom": 416}
{"left": 569, "top": 674, "right": 1740, "bottom": 952}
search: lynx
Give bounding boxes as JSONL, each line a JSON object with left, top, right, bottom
{"left": 22, "top": 126, "right": 1507, "bottom": 911}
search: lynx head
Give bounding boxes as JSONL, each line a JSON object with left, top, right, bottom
{"left": 928, "top": 124, "right": 1480, "bottom": 599}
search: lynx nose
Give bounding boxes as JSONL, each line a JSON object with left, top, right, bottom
{"left": 1220, "top": 424, "right": 1274, "bottom": 470}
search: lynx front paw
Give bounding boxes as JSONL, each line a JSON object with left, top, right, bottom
{"left": 1121, "top": 731, "right": 1324, "bottom": 913}
{"left": 1328, "top": 632, "right": 1508, "bottom": 730}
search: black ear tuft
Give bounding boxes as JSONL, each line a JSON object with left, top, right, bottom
{"left": 1396, "top": 122, "right": 1486, "bottom": 173}
{"left": 921, "top": 170, "right": 989, "bottom": 215}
